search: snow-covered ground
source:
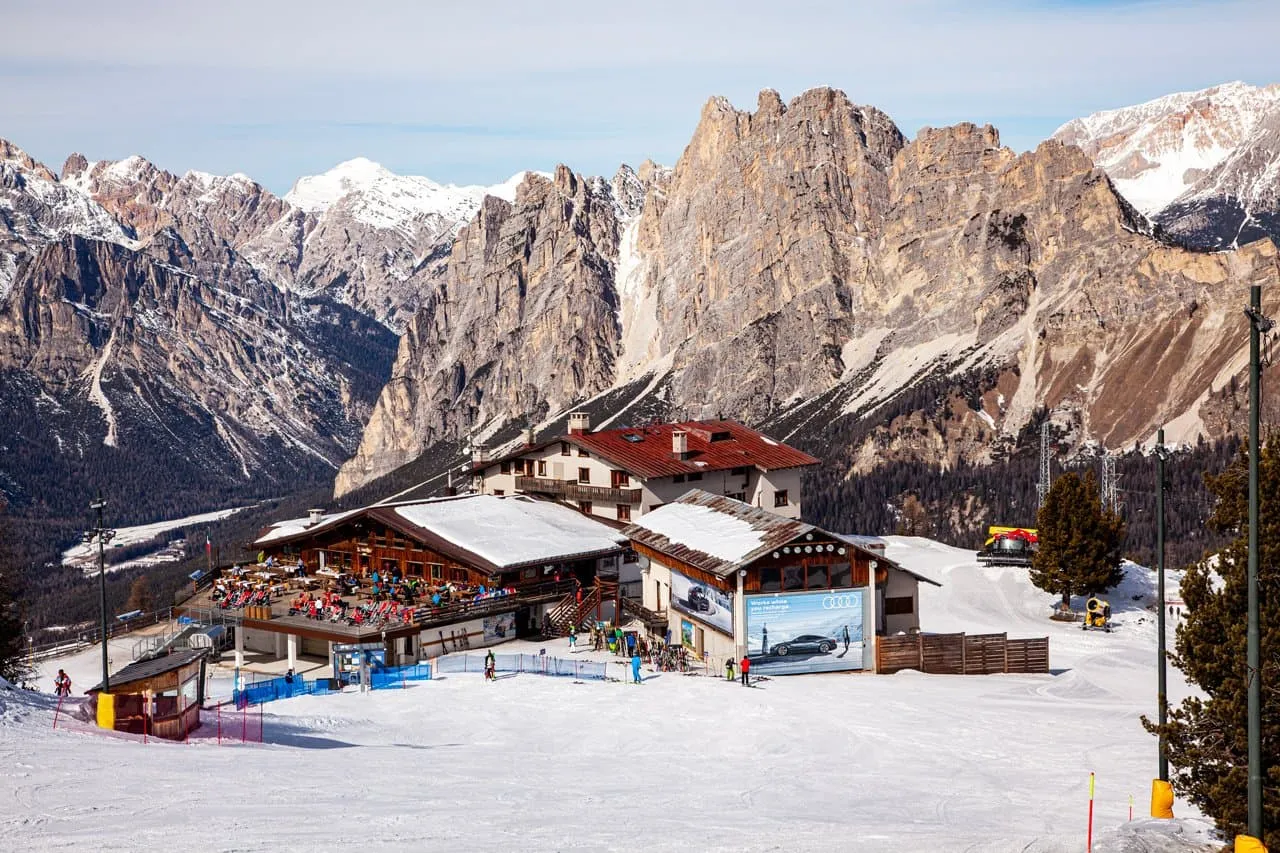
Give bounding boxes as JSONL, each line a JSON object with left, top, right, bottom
{"left": 60, "top": 505, "right": 252, "bottom": 575}
{"left": 8, "top": 537, "right": 1218, "bottom": 851}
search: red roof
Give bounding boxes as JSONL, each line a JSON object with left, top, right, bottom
{"left": 559, "top": 420, "right": 818, "bottom": 479}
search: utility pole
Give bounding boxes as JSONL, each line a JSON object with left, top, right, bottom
{"left": 1037, "top": 421, "right": 1051, "bottom": 510}
{"left": 89, "top": 493, "right": 113, "bottom": 694}
{"left": 1245, "top": 283, "right": 1273, "bottom": 841}
{"left": 1155, "top": 427, "right": 1169, "bottom": 782}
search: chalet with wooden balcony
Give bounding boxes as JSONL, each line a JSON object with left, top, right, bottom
{"left": 623, "top": 490, "right": 941, "bottom": 676}
{"left": 470, "top": 414, "right": 819, "bottom": 526}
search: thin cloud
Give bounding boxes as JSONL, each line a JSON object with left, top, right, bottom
{"left": 1, "top": 0, "right": 1275, "bottom": 192}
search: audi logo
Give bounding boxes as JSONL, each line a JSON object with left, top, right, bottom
{"left": 822, "top": 594, "right": 860, "bottom": 609}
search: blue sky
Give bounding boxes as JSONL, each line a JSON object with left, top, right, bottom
{"left": 2, "top": 0, "right": 1277, "bottom": 194}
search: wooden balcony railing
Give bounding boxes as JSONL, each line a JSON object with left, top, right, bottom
{"left": 515, "top": 476, "right": 641, "bottom": 505}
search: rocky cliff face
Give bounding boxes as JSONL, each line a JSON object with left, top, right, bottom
{"left": 1054, "top": 81, "right": 1280, "bottom": 251}
{"left": 333, "top": 166, "right": 625, "bottom": 493}
{"left": 0, "top": 141, "right": 398, "bottom": 516}
{"left": 338, "top": 87, "right": 1280, "bottom": 498}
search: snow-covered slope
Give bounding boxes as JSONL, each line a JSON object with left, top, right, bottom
{"left": 12, "top": 536, "right": 1219, "bottom": 852}
{"left": 1053, "top": 81, "right": 1280, "bottom": 216}
{"left": 285, "top": 157, "right": 528, "bottom": 237}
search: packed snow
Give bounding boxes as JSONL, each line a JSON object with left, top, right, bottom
{"left": 11, "top": 536, "right": 1218, "bottom": 851}
{"left": 393, "top": 495, "right": 628, "bottom": 568}
{"left": 61, "top": 505, "right": 253, "bottom": 575}
{"left": 627, "top": 502, "right": 771, "bottom": 566}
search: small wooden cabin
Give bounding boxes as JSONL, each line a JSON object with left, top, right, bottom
{"left": 87, "top": 649, "right": 207, "bottom": 740}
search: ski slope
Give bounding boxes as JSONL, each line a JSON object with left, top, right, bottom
{"left": 7, "top": 537, "right": 1218, "bottom": 852}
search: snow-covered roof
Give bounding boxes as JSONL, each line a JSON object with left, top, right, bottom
{"left": 624, "top": 490, "right": 907, "bottom": 580}
{"left": 392, "top": 495, "right": 627, "bottom": 570}
{"left": 254, "top": 509, "right": 362, "bottom": 545}
{"left": 628, "top": 502, "right": 772, "bottom": 567}
{"left": 252, "top": 494, "right": 626, "bottom": 572}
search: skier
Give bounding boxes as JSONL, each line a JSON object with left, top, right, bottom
{"left": 631, "top": 651, "right": 643, "bottom": 684}
{"left": 739, "top": 655, "right": 751, "bottom": 687}
{"left": 725, "top": 657, "right": 735, "bottom": 682}
{"left": 568, "top": 624, "right": 577, "bottom": 650}
{"left": 484, "top": 649, "right": 496, "bottom": 681}
{"left": 54, "top": 669, "right": 71, "bottom": 697}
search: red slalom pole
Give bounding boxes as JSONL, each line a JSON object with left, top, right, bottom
{"left": 52, "top": 694, "right": 64, "bottom": 730}
{"left": 1087, "top": 772, "right": 1096, "bottom": 852}
{"left": 1128, "top": 793, "right": 1133, "bottom": 822}
{"left": 258, "top": 702, "right": 264, "bottom": 743}
{"left": 217, "top": 703, "right": 222, "bottom": 745}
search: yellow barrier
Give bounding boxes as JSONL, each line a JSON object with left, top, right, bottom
{"left": 1235, "top": 835, "right": 1267, "bottom": 853}
{"left": 1150, "top": 779, "right": 1174, "bottom": 818}
{"left": 95, "top": 693, "right": 115, "bottom": 730}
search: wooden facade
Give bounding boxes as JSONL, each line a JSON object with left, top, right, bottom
{"left": 265, "top": 521, "right": 492, "bottom": 586}
{"left": 260, "top": 518, "right": 597, "bottom": 592}
{"left": 630, "top": 539, "right": 885, "bottom": 598}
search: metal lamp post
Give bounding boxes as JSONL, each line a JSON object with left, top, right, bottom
{"left": 1245, "top": 284, "right": 1273, "bottom": 840}
{"left": 1155, "top": 427, "right": 1169, "bottom": 783}
{"left": 88, "top": 493, "right": 115, "bottom": 693}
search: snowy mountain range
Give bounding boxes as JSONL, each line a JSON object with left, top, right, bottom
{"left": 1054, "top": 80, "right": 1280, "bottom": 249}
{"left": 3, "top": 80, "right": 1280, "bottom": 525}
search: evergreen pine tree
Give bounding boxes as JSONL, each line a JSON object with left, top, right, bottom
{"left": 0, "top": 508, "right": 31, "bottom": 685}
{"left": 1029, "top": 470, "right": 1127, "bottom": 608}
{"left": 1150, "top": 442, "right": 1280, "bottom": 846}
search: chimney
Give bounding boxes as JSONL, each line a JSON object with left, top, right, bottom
{"left": 672, "top": 430, "right": 688, "bottom": 459}
{"left": 307, "top": 508, "right": 324, "bottom": 526}
{"left": 472, "top": 444, "right": 489, "bottom": 464}
{"left": 523, "top": 426, "right": 536, "bottom": 446}
{"left": 568, "top": 412, "right": 590, "bottom": 435}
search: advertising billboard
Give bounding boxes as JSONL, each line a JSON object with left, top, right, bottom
{"left": 745, "top": 590, "right": 864, "bottom": 675}
{"left": 669, "top": 568, "right": 733, "bottom": 636}
{"left": 483, "top": 612, "right": 516, "bottom": 642}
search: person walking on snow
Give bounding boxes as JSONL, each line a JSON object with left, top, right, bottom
{"left": 739, "top": 655, "right": 751, "bottom": 686}
{"left": 54, "top": 669, "right": 71, "bottom": 697}
{"left": 631, "top": 652, "right": 643, "bottom": 684}
{"left": 725, "top": 657, "right": 736, "bottom": 682}
{"left": 568, "top": 624, "right": 577, "bottom": 650}
{"left": 484, "top": 649, "right": 496, "bottom": 681}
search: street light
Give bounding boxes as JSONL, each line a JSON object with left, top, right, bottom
{"left": 1154, "top": 428, "right": 1170, "bottom": 784}
{"left": 1245, "top": 284, "right": 1273, "bottom": 842}
{"left": 86, "top": 493, "right": 115, "bottom": 694}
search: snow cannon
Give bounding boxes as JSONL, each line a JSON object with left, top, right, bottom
{"left": 1235, "top": 836, "right": 1267, "bottom": 853}
{"left": 975, "top": 526, "right": 1038, "bottom": 567}
{"left": 1083, "top": 596, "right": 1112, "bottom": 633}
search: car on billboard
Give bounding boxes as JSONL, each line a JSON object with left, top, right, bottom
{"left": 686, "top": 585, "right": 716, "bottom": 614}
{"left": 770, "top": 634, "right": 838, "bottom": 656}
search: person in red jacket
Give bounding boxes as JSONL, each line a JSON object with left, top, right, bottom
{"left": 739, "top": 655, "right": 751, "bottom": 686}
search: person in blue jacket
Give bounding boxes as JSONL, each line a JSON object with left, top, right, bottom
{"left": 631, "top": 651, "right": 643, "bottom": 684}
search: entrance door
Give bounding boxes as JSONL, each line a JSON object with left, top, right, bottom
{"left": 695, "top": 627, "right": 704, "bottom": 657}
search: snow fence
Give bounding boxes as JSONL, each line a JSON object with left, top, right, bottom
{"left": 233, "top": 663, "right": 433, "bottom": 707}
{"left": 435, "top": 652, "right": 608, "bottom": 681}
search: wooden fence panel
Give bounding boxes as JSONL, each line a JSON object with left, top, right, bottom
{"left": 1005, "top": 638, "right": 1050, "bottom": 673}
{"left": 876, "top": 635, "right": 923, "bottom": 674}
{"left": 921, "top": 633, "right": 965, "bottom": 674}
{"left": 876, "top": 632, "right": 1048, "bottom": 675}
{"left": 964, "top": 633, "right": 1007, "bottom": 675}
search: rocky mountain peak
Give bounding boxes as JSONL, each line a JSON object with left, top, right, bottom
{"left": 1053, "top": 80, "right": 1280, "bottom": 215}
{"left": 60, "top": 152, "right": 88, "bottom": 182}
{"left": 0, "top": 139, "right": 57, "bottom": 182}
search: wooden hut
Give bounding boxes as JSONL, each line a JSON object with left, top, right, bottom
{"left": 87, "top": 649, "right": 207, "bottom": 740}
